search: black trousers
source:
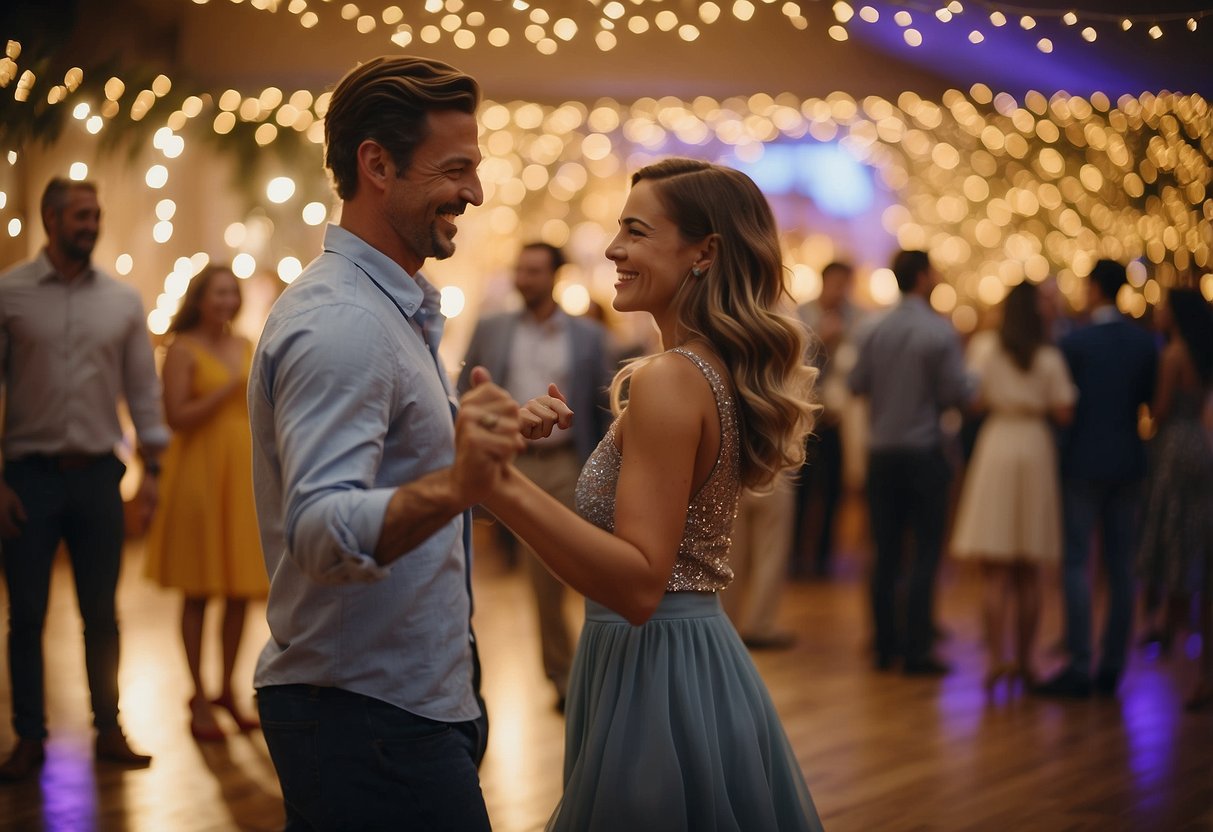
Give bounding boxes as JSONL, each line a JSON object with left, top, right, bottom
{"left": 2, "top": 453, "right": 127, "bottom": 739}
{"left": 794, "top": 423, "right": 844, "bottom": 575}
{"left": 259, "top": 685, "right": 491, "bottom": 831}
{"left": 865, "top": 447, "right": 951, "bottom": 665}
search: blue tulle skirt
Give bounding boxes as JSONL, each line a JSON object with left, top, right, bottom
{"left": 547, "top": 592, "right": 824, "bottom": 831}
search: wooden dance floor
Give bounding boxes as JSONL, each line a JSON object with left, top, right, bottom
{"left": 0, "top": 510, "right": 1210, "bottom": 831}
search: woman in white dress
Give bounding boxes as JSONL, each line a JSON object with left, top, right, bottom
{"left": 951, "top": 281, "right": 1076, "bottom": 694}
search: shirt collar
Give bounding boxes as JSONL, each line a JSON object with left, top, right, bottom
{"left": 35, "top": 248, "right": 96, "bottom": 284}
{"left": 412, "top": 271, "right": 447, "bottom": 344}
{"left": 520, "top": 306, "right": 567, "bottom": 333}
{"left": 1090, "top": 304, "right": 1122, "bottom": 324}
{"left": 322, "top": 223, "right": 428, "bottom": 320}
{"left": 900, "top": 294, "right": 931, "bottom": 312}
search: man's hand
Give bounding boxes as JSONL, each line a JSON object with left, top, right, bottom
{"left": 0, "top": 480, "right": 27, "bottom": 539}
{"left": 134, "top": 473, "right": 159, "bottom": 535}
{"left": 454, "top": 368, "right": 525, "bottom": 505}
{"left": 519, "top": 383, "right": 574, "bottom": 441}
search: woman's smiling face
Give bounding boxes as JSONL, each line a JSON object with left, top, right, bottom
{"left": 605, "top": 179, "right": 702, "bottom": 320}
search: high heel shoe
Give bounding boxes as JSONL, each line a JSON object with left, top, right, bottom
{"left": 211, "top": 695, "right": 260, "bottom": 732}
{"left": 189, "top": 699, "right": 226, "bottom": 743}
{"left": 983, "top": 663, "right": 1015, "bottom": 695}
{"left": 1184, "top": 679, "right": 1213, "bottom": 712}
{"left": 1012, "top": 663, "right": 1038, "bottom": 692}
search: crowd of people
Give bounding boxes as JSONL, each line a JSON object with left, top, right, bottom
{"left": 0, "top": 51, "right": 1209, "bottom": 831}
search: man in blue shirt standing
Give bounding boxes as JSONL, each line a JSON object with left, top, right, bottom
{"left": 849, "top": 250, "right": 974, "bottom": 675}
{"left": 248, "top": 57, "right": 523, "bottom": 830}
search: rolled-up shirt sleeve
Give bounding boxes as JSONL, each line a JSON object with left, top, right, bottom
{"left": 266, "top": 304, "right": 399, "bottom": 584}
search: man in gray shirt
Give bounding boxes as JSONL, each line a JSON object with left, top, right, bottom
{"left": 0, "top": 178, "right": 167, "bottom": 780}
{"left": 457, "top": 242, "right": 613, "bottom": 712}
{"left": 249, "top": 57, "right": 523, "bottom": 829}
{"left": 849, "top": 250, "right": 973, "bottom": 675}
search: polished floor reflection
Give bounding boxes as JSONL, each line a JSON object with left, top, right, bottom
{"left": 1, "top": 516, "right": 1210, "bottom": 831}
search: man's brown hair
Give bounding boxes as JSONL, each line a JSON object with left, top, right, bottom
{"left": 323, "top": 56, "right": 480, "bottom": 200}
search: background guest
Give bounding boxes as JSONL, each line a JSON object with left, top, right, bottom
{"left": 724, "top": 476, "right": 798, "bottom": 649}
{"left": 849, "top": 249, "right": 974, "bottom": 675}
{"left": 1039, "top": 260, "right": 1157, "bottom": 698}
{"left": 949, "top": 281, "right": 1075, "bottom": 693}
{"left": 458, "top": 242, "right": 613, "bottom": 711}
{"left": 144, "top": 264, "right": 267, "bottom": 740}
{"left": 1135, "top": 288, "right": 1213, "bottom": 709}
{"left": 795, "top": 261, "right": 857, "bottom": 579}
{"left": 0, "top": 178, "right": 166, "bottom": 780}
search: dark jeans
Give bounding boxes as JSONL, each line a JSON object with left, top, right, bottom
{"left": 1061, "top": 478, "right": 1140, "bottom": 679}
{"left": 794, "top": 423, "right": 844, "bottom": 576}
{"left": 866, "top": 448, "right": 951, "bottom": 664}
{"left": 258, "top": 685, "right": 492, "bottom": 832}
{"left": 2, "top": 453, "right": 127, "bottom": 739}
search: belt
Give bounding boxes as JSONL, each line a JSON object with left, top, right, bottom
{"left": 12, "top": 452, "right": 113, "bottom": 471}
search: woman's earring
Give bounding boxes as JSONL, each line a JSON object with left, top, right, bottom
{"left": 691, "top": 266, "right": 704, "bottom": 278}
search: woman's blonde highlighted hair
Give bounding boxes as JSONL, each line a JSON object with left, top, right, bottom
{"left": 610, "top": 157, "right": 818, "bottom": 489}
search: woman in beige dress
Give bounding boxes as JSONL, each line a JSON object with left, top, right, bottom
{"left": 951, "top": 281, "right": 1075, "bottom": 694}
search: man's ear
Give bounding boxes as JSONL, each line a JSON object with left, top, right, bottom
{"left": 356, "top": 140, "right": 393, "bottom": 195}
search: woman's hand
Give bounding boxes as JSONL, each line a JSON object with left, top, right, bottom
{"left": 519, "top": 383, "right": 574, "bottom": 441}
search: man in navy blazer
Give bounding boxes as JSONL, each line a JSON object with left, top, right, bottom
{"left": 1039, "top": 259, "right": 1156, "bottom": 698}
{"left": 457, "top": 243, "right": 613, "bottom": 709}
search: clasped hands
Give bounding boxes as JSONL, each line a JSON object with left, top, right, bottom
{"left": 451, "top": 365, "right": 573, "bottom": 504}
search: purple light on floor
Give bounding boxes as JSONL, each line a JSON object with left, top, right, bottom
{"left": 1184, "top": 632, "right": 1202, "bottom": 661}
{"left": 1120, "top": 675, "right": 1178, "bottom": 791}
{"left": 39, "top": 746, "right": 99, "bottom": 832}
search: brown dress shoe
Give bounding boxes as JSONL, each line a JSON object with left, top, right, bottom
{"left": 0, "top": 738, "right": 45, "bottom": 782}
{"left": 95, "top": 729, "right": 152, "bottom": 767}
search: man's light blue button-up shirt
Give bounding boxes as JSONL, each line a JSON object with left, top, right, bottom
{"left": 249, "top": 223, "right": 479, "bottom": 722}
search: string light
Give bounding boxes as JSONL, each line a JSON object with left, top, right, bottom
{"left": 148, "top": 0, "right": 1212, "bottom": 54}
{"left": 1, "top": 24, "right": 1208, "bottom": 334}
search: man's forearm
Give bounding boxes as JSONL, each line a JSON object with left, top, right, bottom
{"left": 373, "top": 467, "right": 467, "bottom": 566}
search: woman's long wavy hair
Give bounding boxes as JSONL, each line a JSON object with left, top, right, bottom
{"left": 610, "top": 158, "right": 818, "bottom": 490}
{"left": 1000, "top": 281, "right": 1045, "bottom": 372}
{"left": 167, "top": 264, "right": 241, "bottom": 335}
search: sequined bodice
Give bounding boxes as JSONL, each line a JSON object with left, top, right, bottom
{"left": 574, "top": 347, "right": 740, "bottom": 592}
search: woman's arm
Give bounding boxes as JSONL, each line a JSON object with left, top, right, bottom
{"left": 1049, "top": 403, "right": 1075, "bottom": 427}
{"left": 485, "top": 354, "right": 711, "bottom": 624}
{"left": 162, "top": 339, "right": 243, "bottom": 432}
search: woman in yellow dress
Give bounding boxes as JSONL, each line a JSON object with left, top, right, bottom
{"left": 145, "top": 264, "right": 267, "bottom": 741}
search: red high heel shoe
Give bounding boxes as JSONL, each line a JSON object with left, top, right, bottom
{"left": 211, "top": 695, "right": 260, "bottom": 732}
{"left": 189, "top": 699, "right": 226, "bottom": 743}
